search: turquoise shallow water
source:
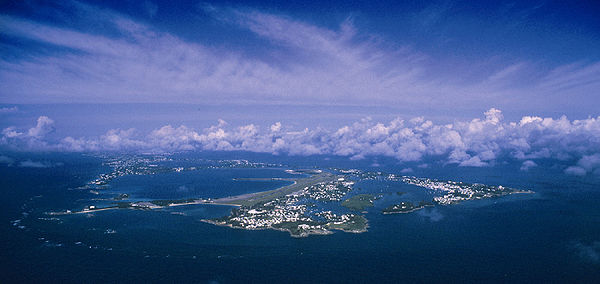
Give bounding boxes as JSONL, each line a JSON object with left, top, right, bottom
{"left": 2, "top": 152, "right": 600, "bottom": 283}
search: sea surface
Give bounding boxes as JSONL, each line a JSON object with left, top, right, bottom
{"left": 2, "top": 151, "right": 600, "bottom": 283}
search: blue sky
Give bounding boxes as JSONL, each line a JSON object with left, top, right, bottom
{"left": 1, "top": 0, "right": 599, "bottom": 115}
{"left": 2, "top": 1, "right": 600, "bottom": 175}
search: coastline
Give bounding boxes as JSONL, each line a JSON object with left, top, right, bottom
{"left": 382, "top": 204, "right": 433, "bottom": 215}
{"left": 200, "top": 218, "right": 366, "bottom": 237}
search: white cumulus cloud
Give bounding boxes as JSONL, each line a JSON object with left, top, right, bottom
{"left": 1, "top": 109, "right": 600, "bottom": 176}
{"left": 520, "top": 160, "right": 538, "bottom": 171}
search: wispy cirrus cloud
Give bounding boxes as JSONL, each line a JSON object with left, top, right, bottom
{"left": 0, "top": 106, "right": 19, "bottom": 113}
{"left": 0, "top": 1, "right": 599, "bottom": 113}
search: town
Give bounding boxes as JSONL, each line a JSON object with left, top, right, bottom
{"left": 204, "top": 174, "right": 368, "bottom": 237}
{"left": 402, "top": 176, "right": 532, "bottom": 205}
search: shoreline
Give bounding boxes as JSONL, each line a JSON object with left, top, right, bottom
{"left": 382, "top": 204, "right": 433, "bottom": 215}
{"left": 200, "top": 219, "right": 366, "bottom": 237}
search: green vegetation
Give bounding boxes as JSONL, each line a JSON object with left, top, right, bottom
{"left": 326, "top": 215, "right": 368, "bottom": 232}
{"left": 382, "top": 200, "right": 433, "bottom": 214}
{"left": 107, "top": 198, "right": 198, "bottom": 210}
{"left": 150, "top": 198, "right": 197, "bottom": 207}
{"left": 341, "top": 194, "right": 376, "bottom": 211}
{"left": 115, "top": 202, "right": 132, "bottom": 209}
{"left": 272, "top": 221, "right": 326, "bottom": 237}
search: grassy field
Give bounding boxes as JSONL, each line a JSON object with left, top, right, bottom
{"left": 341, "top": 194, "right": 376, "bottom": 211}
{"left": 326, "top": 215, "right": 368, "bottom": 232}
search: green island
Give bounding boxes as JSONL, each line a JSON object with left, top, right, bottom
{"left": 382, "top": 201, "right": 433, "bottom": 214}
{"left": 341, "top": 194, "right": 377, "bottom": 211}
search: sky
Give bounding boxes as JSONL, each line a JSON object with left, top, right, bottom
{"left": 1, "top": 0, "right": 599, "bottom": 114}
{"left": 1, "top": 0, "right": 600, "bottom": 175}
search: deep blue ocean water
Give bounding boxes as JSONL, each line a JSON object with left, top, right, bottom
{"left": 1, "top": 151, "right": 600, "bottom": 283}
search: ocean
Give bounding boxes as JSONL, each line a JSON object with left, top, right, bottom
{"left": 1, "top": 151, "right": 600, "bottom": 283}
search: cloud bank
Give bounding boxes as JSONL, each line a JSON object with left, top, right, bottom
{"left": 2, "top": 109, "right": 600, "bottom": 175}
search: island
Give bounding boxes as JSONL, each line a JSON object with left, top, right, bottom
{"left": 341, "top": 194, "right": 377, "bottom": 211}
{"left": 401, "top": 176, "right": 533, "bottom": 205}
{"left": 382, "top": 201, "right": 433, "bottom": 214}
{"left": 202, "top": 172, "right": 369, "bottom": 237}
{"left": 47, "top": 198, "right": 206, "bottom": 215}
{"left": 49, "top": 154, "right": 534, "bottom": 238}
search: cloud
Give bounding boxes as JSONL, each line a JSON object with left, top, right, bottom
{"left": 27, "top": 116, "right": 55, "bottom": 139}
{"left": 565, "top": 154, "right": 600, "bottom": 176}
{"left": 177, "top": 185, "right": 190, "bottom": 192}
{"left": 418, "top": 208, "right": 444, "bottom": 222}
{"left": 18, "top": 160, "right": 51, "bottom": 168}
{"left": 520, "top": 160, "right": 537, "bottom": 171}
{"left": 459, "top": 156, "right": 488, "bottom": 167}
{"left": 270, "top": 122, "right": 282, "bottom": 132}
{"left": 0, "top": 2, "right": 598, "bottom": 113}
{"left": 565, "top": 166, "right": 586, "bottom": 176}
{"left": 2, "top": 109, "right": 600, "bottom": 175}
{"left": 0, "top": 155, "right": 15, "bottom": 165}
{"left": 0, "top": 106, "right": 19, "bottom": 113}
{"left": 0, "top": 116, "right": 55, "bottom": 150}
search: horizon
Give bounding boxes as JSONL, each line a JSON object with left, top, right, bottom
{"left": 2, "top": 103, "right": 600, "bottom": 177}
{"left": 2, "top": 1, "right": 600, "bottom": 177}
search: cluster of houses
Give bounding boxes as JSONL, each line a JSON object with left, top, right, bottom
{"left": 229, "top": 199, "right": 311, "bottom": 229}
{"left": 299, "top": 179, "right": 355, "bottom": 201}
{"left": 220, "top": 177, "right": 359, "bottom": 232}
{"left": 402, "top": 176, "right": 510, "bottom": 205}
